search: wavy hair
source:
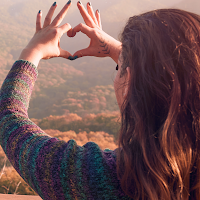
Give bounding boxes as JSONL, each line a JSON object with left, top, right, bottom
{"left": 117, "top": 9, "right": 200, "bottom": 200}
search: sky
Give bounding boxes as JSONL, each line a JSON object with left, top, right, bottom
{"left": 1, "top": 0, "right": 200, "bottom": 72}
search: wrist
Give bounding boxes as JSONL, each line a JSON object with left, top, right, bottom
{"left": 19, "top": 48, "right": 43, "bottom": 67}
{"left": 108, "top": 38, "right": 122, "bottom": 63}
{"left": 110, "top": 41, "right": 122, "bottom": 64}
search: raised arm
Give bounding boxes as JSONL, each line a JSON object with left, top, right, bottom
{"left": 19, "top": 1, "right": 72, "bottom": 66}
{"left": 0, "top": 2, "right": 129, "bottom": 199}
{"left": 69, "top": 1, "right": 122, "bottom": 63}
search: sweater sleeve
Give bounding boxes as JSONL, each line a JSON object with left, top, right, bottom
{"left": 0, "top": 60, "right": 131, "bottom": 200}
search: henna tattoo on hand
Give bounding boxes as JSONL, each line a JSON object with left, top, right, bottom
{"left": 99, "top": 39, "right": 110, "bottom": 55}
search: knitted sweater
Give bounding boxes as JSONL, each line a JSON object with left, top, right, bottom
{"left": 0, "top": 60, "right": 131, "bottom": 200}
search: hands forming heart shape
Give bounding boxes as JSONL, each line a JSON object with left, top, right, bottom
{"left": 19, "top": 1, "right": 121, "bottom": 67}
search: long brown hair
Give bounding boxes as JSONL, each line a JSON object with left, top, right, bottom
{"left": 117, "top": 9, "right": 200, "bottom": 200}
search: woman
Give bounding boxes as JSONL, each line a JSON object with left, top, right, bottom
{"left": 0, "top": 1, "right": 200, "bottom": 199}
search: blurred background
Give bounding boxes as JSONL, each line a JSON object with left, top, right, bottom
{"left": 0, "top": 0, "right": 199, "bottom": 119}
{"left": 0, "top": 0, "right": 200, "bottom": 195}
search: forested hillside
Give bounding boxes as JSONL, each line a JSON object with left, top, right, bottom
{"left": 0, "top": 0, "right": 199, "bottom": 120}
{"left": 0, "top": 0, "right": 200, "bottom": 195}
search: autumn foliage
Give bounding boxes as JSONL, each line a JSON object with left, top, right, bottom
{"left": 0, "top": 0, "right": 121, "bottom": 195}
{"left": 0, "top": 112, "right": 120, "bottom": 195}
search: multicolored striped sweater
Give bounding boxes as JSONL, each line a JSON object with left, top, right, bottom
{"left": 0, "top": 60, "right": 132, "bottom": 200}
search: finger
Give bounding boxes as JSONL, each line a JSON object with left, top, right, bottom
{"left": 59, "top": 23, "right": 72, "bottom": 35}
{"left": 43, "top": 2, "right": 57, "bottom": 28}
{"left": 59, "top": 49, "right": 72, "bottom": 59}
{"left": 73, "top": 47, "right": 98, "bottom": 58}
{"left": 70, "top": 23, "right": 93, "bottom": 38}
{"left": 67, "top": 28, "right": 74, "bottom": 37}
{"left": 87, "top": 2, "right": 98, "bottom": 26}
{"left": 95, "top": 9, "right": 102, "bottom": 29}
{"left": 77, "top": 1, "right": 96, "bottom": 28}
{"left": 36, "top": 10, "right": 42, "bottom": 32}
{"left": 51, "top": 0, "right": 71, "bottom": 27}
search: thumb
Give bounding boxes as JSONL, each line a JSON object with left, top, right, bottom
{"left": 59, "top": 48, "right": 72, "bottom": 59}
{"left": 73, "top": 47, "right": 94, "bottom": 58}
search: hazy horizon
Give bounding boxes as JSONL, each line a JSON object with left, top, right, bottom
{"left": 1, "top": 0, "right": 200, "bottom": 195}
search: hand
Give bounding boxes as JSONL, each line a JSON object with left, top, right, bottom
{"left": 19, "top": 1, "right": 73, "bottom": 67}
{"left": 68, "top": 1, "right": 122, "bottom": 63}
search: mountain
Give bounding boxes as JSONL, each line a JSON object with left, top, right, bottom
{"left": 0, "top": 0, "right": 199, "bottom": 119}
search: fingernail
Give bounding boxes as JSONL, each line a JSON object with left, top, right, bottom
{"left": 53, "top": 2, "right": 56, "bottom": 6}
{"left": 68, "top": 56, "right": 73, "bottom": 60}
{"left": 68, "top": 56, "right": 77, "bottom": 61}
{"left": 97, "top": 9, "right": 100, "bottom": 13}
{"left": 38, "top": 10, "right": 41, "bottom": 14}
{"left": 88, "top": 2, "right": 91, "bottom": 6}
{"left": 68, "top": 56, "right": 79, "bottom": 60}
{"left": 73, "top": 56, "right": 78, "bottom": 60}
{"left": 67, "top": 0, "right": 71, "bottom": 4}
{"left": 78, "top": 1, "right": 82, "bottom": 4}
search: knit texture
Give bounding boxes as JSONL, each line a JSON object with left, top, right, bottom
{"left": 0, "top": 60, "right": 132, "bottom": 200}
